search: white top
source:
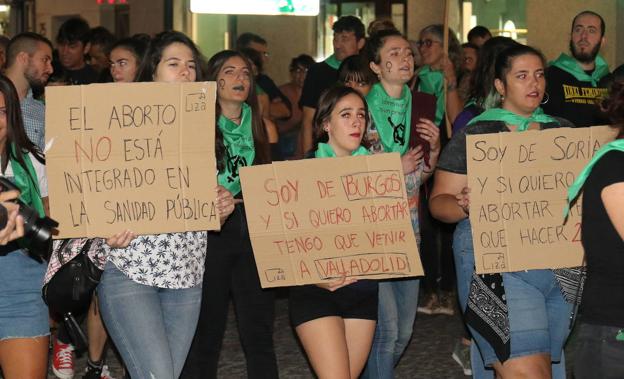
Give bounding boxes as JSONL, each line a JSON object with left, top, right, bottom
{"left": 103, "top": 231, "right": 207, "bottom": 289}
{"left": 2, "top": 152, "right": 48, "bottom": 197}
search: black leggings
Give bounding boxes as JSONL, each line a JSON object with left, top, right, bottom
{"left": 181, "top": 203, "right": 277, "bottom": 379}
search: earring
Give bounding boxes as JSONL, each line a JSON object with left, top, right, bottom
{"left": 541, "top": 92, "right": 549, "bottom": 105}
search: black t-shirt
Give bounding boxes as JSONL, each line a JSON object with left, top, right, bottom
{"left": 64, "top": 65, "right": 99, "bottom": 85}
{"left": 299, "top": 61, "right": 338, "bottom": 109}
{"left": 580, "top": 150, "right": 624, "bottom": 327}
{"left": 543, "top": 65, "right": 609, "bottom": 128}
{"left": 437, "top": 119, "right": 568, "bottom": 174}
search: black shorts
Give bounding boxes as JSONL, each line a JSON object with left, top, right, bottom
{"left": 289, "top": 282, "right": 378, "bottom": 327}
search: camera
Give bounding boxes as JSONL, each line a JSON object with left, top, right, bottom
{"left": 0, "top": 176, "right": 58, "bottom": 261}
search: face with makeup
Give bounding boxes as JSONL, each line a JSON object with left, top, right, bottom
{"left": 153, "top": 42, "right": 197, "bottom": 83}
{"left": 495, "top": 53, "right": 545, "bottom": 117}
{"left": 216, "top": 56, "right": 252, "bottom": 103}
{"left": 370, "top": 35, "right": 414, "bottom": 86}
{"left": 323, "top": 93, "right": 366, "bottom": 157}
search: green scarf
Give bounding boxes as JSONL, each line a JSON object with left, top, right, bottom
{"left": 217, "top": 103, "right": 255, "bottom": 196}
{"left": 324, "top": 54, "right": 341, "bottom": 70}
{"left": 467, "top": 107, "right": 558, "bottom": 132}
{"left": 9, "top": 144, "right": 44, "bottom": 217}
{"left": 417, "top": 65, "right": 444, "bottom": 125}
{"left": 366, "top": 83, "right": 412, "bottom": 154}
{"left": 315, "top": 142, "right": 370, "bottom": 158}
{"left": 550, "top": 53, "right": 610, "bottom": 87}
{"left": 564, "top": 138, "right": 624, "bottom": 218}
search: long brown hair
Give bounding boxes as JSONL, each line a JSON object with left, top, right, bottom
{"left": 205, "top": 50, "right": 270, "bottom": 170}
{"left": 0, "top": 75, "right": 44, "bottom": 176}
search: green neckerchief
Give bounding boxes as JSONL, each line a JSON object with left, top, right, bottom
{"left": 366, "top": 82, "right": 412, "bottom": 154}
{"left": 464, "top": 98, "right": 477, "bottom": 108}
{"left": 417, "top": 65, "right": 444, "bottom": 125}
{"left": 8, "top": 144, "right": 44, "bottom": 217}
{"left": 315, "top": 142, "right": 370, "bottom": 158}
{"left": 324, "top": 54, "right": 341, "bottom": 70}
{"left": 564, "top": 138, "right": 624, "bottom": 218}
{"left": 467, "top": 107, "right": 558, "bottom": 132}
{"left": 217, "top": 103, "right": 255, "bottom": 196}
{"left": 550, "top": 53, "right": 610, "bottom": 86}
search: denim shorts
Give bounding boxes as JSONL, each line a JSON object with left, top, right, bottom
{"left": 0, "top": 250, "right": 50, "bottom": 340}
{"left": 470, "top": 269, "right": 573, "bottom": 366}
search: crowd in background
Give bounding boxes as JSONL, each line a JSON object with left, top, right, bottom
{"left": 0, "top": 8, "right": 621, "bottom": 379}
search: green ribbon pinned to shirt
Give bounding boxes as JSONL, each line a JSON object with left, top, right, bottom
{"left": 417, "top": 65, "right": 444, "bottom": 125}
{"left": 9, "top": 144, "right": 44, "bottom": 216}
{"left": 324, "top": 54, "right": 341, "bottom": 70}
{"left": 550, "top": 53, "right": 610, "bottom": 87}
{"left": 315, "top": 142, "right": 370, "bottom": 158}
{"left": 564, "top": 138, "right": 624, "bottom": 218}
{"left": 217, "top": 103, "right": 255, "bottom": 196}
{"left": 366, "top": 83, "right": 412, "bottom": 154}
{"left": 467, "top": 107, "right": 558, "bottom": 132}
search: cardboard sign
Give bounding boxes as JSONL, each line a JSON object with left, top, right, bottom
{"left": 467, "top": 125, "right": 618, "bottom": 274}
{"left": 46, "top": 82, "right": 220, "bottom": 238}
{"left": 240, "top": 153, "right": 423, "bottom": 288}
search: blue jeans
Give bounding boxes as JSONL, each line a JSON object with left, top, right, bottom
{"left": 574, "top": 322, "right": 624, "bottom": 379}
{"left": 361, "top": 278, "right": 419, "bottom": 379}
{"left": 98, "top": 262, "right": 202, "bottom": 379}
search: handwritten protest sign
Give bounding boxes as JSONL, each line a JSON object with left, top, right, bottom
{"left": 240, "top": 153, "right": 423, "bottom": 288}
{"left": 46, "top": 82, "right": 220, "bottom": 238}
{"left": 467, "top": 125, "right": 617, "bottom": 274}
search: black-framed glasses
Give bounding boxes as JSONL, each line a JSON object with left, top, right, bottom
{"left": 416, "top": 39, "right": 441, "bottom": 48}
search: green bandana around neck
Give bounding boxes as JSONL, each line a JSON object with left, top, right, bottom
{"left": 550, "top": 53, "right": 610, "bottom": 87}
{"left": 366, "top": 83, "right": 412, "bottom": 154}
{"left": 325, "top": 54, "right": 341, "bottom": 70}
{"left": 467, "top": 107, "right": 558, "bottom": 132}
{"left": 564, "top": 138, "right": 624, "bottom": 218}
{"left": 417, "top": 65, "right": 444, "bottom": 125}
{"left": 9, "top": 144, "right": 44, "bottom": 217}
{"left": 217, "top": 103, "right": 255, "bottom": 196}
{"left": 315, "top": 142, "right": 370, "bottom": 158}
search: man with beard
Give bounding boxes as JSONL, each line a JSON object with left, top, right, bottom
{"left": 543, "top": 10, "right": 610, "bottom": 127}
{"left": 5, "top": 32, "right": 53, "bottom": 151}
{"left": 299, "top": 15, "right": 366, "bottom": 155}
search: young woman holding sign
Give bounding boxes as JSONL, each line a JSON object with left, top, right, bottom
{"left": 181, "top": 50, "right": 279, "bottom": 379}
{"left": 570, "top": 80, "right": 624, "bottom": 379}
{"left": 429, "top": 44, "right": 576, "bottom": 378}
{"left": 97, "top": 31, "right": 236, "bottom": 379}
{"left": 288, "top": 85, "right": 378, "bottom": 379}
{"left": 360, "top": 29, "right": 440, "bottom": 379}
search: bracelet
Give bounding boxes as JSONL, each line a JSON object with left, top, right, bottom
{"left": 447, "top": 82, "right": 457, "bottom": 91}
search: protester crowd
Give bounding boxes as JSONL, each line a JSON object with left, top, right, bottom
{"left": 0, "top": 9, "right": 621, "bottom": 379}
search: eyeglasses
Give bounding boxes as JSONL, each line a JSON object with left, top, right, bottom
{"left": 292, "top": 67, "right": 308, "bottom": 74}
{"left": 416, "top": 39, "right": 441, "bottom": 48}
